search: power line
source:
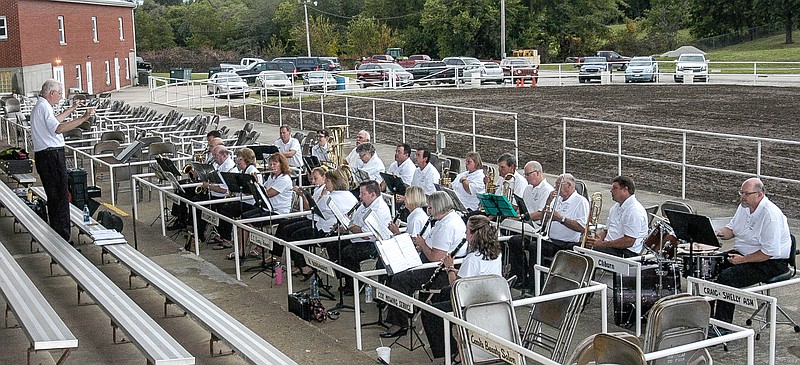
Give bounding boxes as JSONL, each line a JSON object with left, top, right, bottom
{"left": 308, "top": 7, "right": 422, "bottom": 21}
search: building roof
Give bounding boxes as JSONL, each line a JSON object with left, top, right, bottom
{"left": 52, "top": 0, "right": 136, "bottom": 8}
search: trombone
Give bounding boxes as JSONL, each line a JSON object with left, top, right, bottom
{"left": 581, "top": 192, "right": 603, "bottom": 247}
{"left": 539, "top": 178, "right": 565, "bottom": 237}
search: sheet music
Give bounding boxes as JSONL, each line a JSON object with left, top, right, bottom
{"left": 353, "top": 168, "right": 370, "bottom": 183}
{"left": 435, "top": 184, "right": 467, "bottom": 212}
{"left": 375, "top": 233, "right": 422, "bottom": 275}
{"left": 363, "top": 208, "right": 394, "bottom": 241}
{"left": 327, "top": 196, "right": 351, "bottom": 228}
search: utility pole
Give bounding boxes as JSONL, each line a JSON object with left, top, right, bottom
{"left": 299, "top": 0, "right": 316, "bottom": 57}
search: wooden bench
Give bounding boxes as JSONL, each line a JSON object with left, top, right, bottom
{"left": 34, "top": 187, "right": 297, "bottom": 365}
{"left": 0, "top": 182, "right": 195, "bottom": 365}
{"left": 0, "top": 242, "right": 77, "bottom": 365}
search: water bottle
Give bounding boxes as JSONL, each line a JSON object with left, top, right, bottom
{"left": 83, "top": 205, "right": 90, "bottom": 224}
{"left": 275, "top": 265, "right": 284, "bottom": 285}
{"left": 364, "top": 285, "right": 373, "bottom": 303}
{"left": 310, "top": 275, "right": 319, "bottom": 299}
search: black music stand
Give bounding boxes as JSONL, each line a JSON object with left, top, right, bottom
{"left": 190, "top": 162, "right": 222, "bottom": 185}
{"left": 240, "top": 180, "right": 283, "bottom": 279}
{"left": 155, "top": 156, "right": 181, "bottom": 177}
{"left": 116, "top": 141, "right": 144, "bottom": 250}
{"left": 664, "top": 209, "right": 722, "bottom": 278}
{"left": 327, "top": 197, "right": 359, "bottom": 312}
{"left": 248, "top": 145, "right": 279, "bottom": 162}
{"left": 434, "top": 184, "right": 467, "bottom": 213}
{"left": 380, "top": 173, "right": 407, "bottom": 196}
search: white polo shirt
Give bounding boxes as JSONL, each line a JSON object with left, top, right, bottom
{"left": 452, "top": 169, "right": 486, "bottom": 211}
{"left": 351, "top": 196, "right": 392, "bottom": 243}
{"left": 726, "top": 196, "right": 791, "bottom": 258}
{"left": 31, "top": 97, "right": 65, "bottom": 152}
{"left": 548, "top": 191, "right": 589, "bottom": 243}
{"left": 318, "top": 190, "right": 358, "bottom": 232}
{"left": 274, "top": 137, "right": 303, "bottom": 168}
{"left": 405, "top": 207, "right": 428, "bottom": 237}
{"left": 522, "top": 179, "right": 554, "bottom": 215}
{"left": 605, "top": 194, "right": 649, "bottom": 255}
{"left": 353, "top": 154, "right": 385, "bottom": 183}
{"left": 264, "top": 173, "right": 293, "bottom": 214}
{"left": 388, "top": 158, "right": 416, "bottom": 185}
{"left": 411, "top": 163, "right": 440, "bottom": 195}
{"left": 423, "top": 210, "right": 467, "bottom": 257}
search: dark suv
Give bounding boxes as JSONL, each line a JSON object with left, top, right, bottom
{"left": 408, "top": 61, "right": 447, "bottom": 84}
{"left": 236, "top": 61, "right": 296, "bottom": 83}
{"left": 295, "top": 57, "right": 338, "bottom": 73}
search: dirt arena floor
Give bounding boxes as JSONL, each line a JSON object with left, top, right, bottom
{"left": 234, "top": 84, "right": 800, "bottom": 218}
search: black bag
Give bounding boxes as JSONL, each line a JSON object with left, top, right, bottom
{"left": 0, "top": 147, "right": 28, "bottom": 160}
{"left": 288, "top": 292, "right": 311, "bottom": 321}
{"left": 97, "top": 211, "right": 124, "bottom": 232}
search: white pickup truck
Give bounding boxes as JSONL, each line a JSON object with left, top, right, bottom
{"left": 674, "top": 54, "right": 708, "bottom": 82}
{"left": 220, "top": 58, "right": 265, "bottom": 71}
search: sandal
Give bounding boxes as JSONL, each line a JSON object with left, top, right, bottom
{"left": 207, "top": 236, "right": 224, "bottom": 244}
{"left": 247, "top": 249, "right": 261, "bottom": 258}
{"left": 212, "top": 240, "right": 233, "bottom": 250}
{"left": 226, "top": 252, "right": 245, "bottom": 260}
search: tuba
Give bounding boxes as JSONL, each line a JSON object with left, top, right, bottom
{"left": 581, "top": 192, "right": 603, "bottom": 247}
{"left": 327, "top": 125, "right": 349, "bottom": 167}
{"left": 484, "top": 166, "right": 496, "bottom": 194}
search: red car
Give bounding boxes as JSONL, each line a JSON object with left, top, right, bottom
{"left": 499, "top": 58, "right": 538, "bottom": 83}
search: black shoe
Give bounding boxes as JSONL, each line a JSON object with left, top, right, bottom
{"left": 379, "top": 326, "right": 408, "bottom": 338}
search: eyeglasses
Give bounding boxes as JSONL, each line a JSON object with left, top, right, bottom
{"left": 524, "top": 170, "right": 538, "bottom": 177}
{"left": 739, "top": 191, "right": 759, "bottom": 196}
{"left": 317, "top": 135, "right": 326, "bottom": 138}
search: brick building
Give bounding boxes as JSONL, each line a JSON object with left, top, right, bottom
{"left": 0, "top": 0, "right": 137, "bottom": 95}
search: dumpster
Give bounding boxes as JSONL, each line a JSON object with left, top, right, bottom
{"left": 335, "top": 76, "right": 346, "bottom": 90}
{"left": 208, "top": 67, "right": 222, "bottom": 78}
{"left": 169, "top": 68, "right": 192, "bottom": 83}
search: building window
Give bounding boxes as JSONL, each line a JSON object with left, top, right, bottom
{"left": 118, "top": 18, "right": 124, "bottom": 40}
{"left": 124, "top": 57, "right": 130, "bottom": 80}
{"left": 92, "top": 17, "right": 98, "bottom": 43}
{"left": 58, "top": 16, "right": 66, "bottom": 44}
{"left": 0, "top": 16, "right": 8, "bottom": 40}
{"left": 75, "top": 65, "right": 82, "bottom": 91}
{"left": 105, "top": 60, "right": 110, "bottom": 86}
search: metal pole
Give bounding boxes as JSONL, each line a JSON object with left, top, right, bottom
{"left": 501, "top": 0, "right": 506, "bottom": 59}
{"left": 303, "top": 2, "right": 312, "bottom": 57}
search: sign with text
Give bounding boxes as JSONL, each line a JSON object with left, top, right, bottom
{"left": 249, "top": 233, "right": 273, "bottom": 250}
{"left": 468, "top": 332, "right": 523, "bottom": 365}
{"left": 201, "top": 211, "right": 219, "bottom": 226}
{"left": 305, "top": 254, "right": 335, "bottom": 277}
{"left": 697, "top": 281, "right": 759, "bottom": 309}
{"left": 374, "top": 288, "right": 414, "bottom": 314}
{"left": 574, "top": 247, "right": 638, "bottom": 275}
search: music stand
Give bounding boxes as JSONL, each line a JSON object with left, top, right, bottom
{"left": 380, "top": 173, "right": 407, "bottom": 196}
{"left": 242, "top": 180, "right": 279, "bottom": 279}
{"left": 248, "top": 145, "right": 279, "bottom": 162}
{"left": 115, "top": 140, "right": 145, "bottom": 250}
{"left": 352, "top": 168, "right": 370, "bottom": 184}
{"left": 190, "top": 162, "right": 222, "bottom": 184}
{"left": 155, "top": 156, "right": 181, "bottom": 176}
{"left": 220, "top": 172, "right": 255, "bottom": 195}
{"left": 434, "top": 184, "right": 467, "bottom": 212}
{"left": 302, "top": 190, "right": 326, "bottom": 220}
{"left": 664, "top": 209, "right": 722, "bottom": 278}
{"left": 326, "top": 196, "right": 358, "bottom": 312}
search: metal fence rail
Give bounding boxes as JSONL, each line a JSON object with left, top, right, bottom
{"left": 561, "top": 117, "right": 800, "bottom": 199}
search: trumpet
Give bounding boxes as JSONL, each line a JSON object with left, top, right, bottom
{"left": 484, "top": 166, "right": 496, "bottom": 194}
{"left": 581, "top": 192, "right": 603, "bottom": 247}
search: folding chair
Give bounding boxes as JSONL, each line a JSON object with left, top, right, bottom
{"left": 644, "top": 293, "right": 712, "bottom": 365}
{"left": 594, "top": 333, "right": 647, "bottom": 365}
{"left": 520, "top": 250, "right": 595, "bottom": 363}
{"left": 100, "top": 130, "right": 126, "bottom": 143}
{"left": 660, "top": 200, "right": 694, "bottom": 215}
{"left": 451, "top": 274, "right": 524, "bottom": 365}
{"left": 574, "top": 180, "right": 590, "bottom": 202}
{"left": 746, "top": 234, "right": 800, "bottom": 339}
{"left": 645, "top": 204, "right": 659, "bottom": 226}
{"left": 565, "top": 332, "right": 641, "bottom": 365}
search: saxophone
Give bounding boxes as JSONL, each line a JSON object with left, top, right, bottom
{"left": 581, "top": 192, "right": 603, "bottom": 248}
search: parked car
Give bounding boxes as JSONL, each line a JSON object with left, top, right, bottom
{"left": 442, "top": 56, "right": 481, "bottom": 82}
{"left": 303, "top": 71, "right": 338, "bottom": 91}
{"left": 499, "top": 58, "right": 538, "bottom": 83}
{"left": 356, "top": 63, "right": 413, "bottom": 88}
{"left": 220, "top": 57, "right": 265, "bottom": 71}
{"left": 398, "top": 54, "right": 432, "bottom": 68}
{"left": 207, "top": 72, "right": 249, "bottom": 98}
{"left": 272, "top": 57, "right": 298, "bottom": 67}
{"left": 317, "top": 58, "right": 339, "bottom": 72}
{"left": 295, "top": 57, "right": 329, "bottom": 73}
{"left": 625, "top": 56, "right": 659, "bottom": 83}
{"left": 136, "top": 57, "right": 152, "bottom": 72}
{"left": 255, "top": 71, "right": 293, "bottom": 95}
{"left": 461, "top": 62, "right": 505, "bottom": 84}
{"left": 320, "top": 56, "right": 342, "bottom": 71}
{"left": 674, "top": 54, "right": 708, "bottom": 82}
{"left": 236, "top": 61, "right": 296, "bottom": 83}
{"left": 408, "top": 61, "right": 448, "bottom": 84}
{"left": 578, "top": 57, "right": 610, "bottom": 83}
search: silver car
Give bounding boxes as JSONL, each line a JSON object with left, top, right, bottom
{"left": 625, "top": 56, "right": 659, "bottom": 83}
{"left": 255, "top": 71, "right": 293, "bottom": 95}
{"left": 303, "top": 71, "right": 338, "bottom": 91}
{"left": 207, "top": 72, "right": 249, "bottom": 98}
{"left": 462, "top": 62, "right": 505, "bottom": 84}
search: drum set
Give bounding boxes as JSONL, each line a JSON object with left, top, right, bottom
{"left": 613, "top": 215, "right": 724, "bottom": 326}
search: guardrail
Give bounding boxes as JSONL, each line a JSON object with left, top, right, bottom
{"left": 561, "top": 116, "right": 800, "bottom": 200}
{"left": 147, "top": 75, "right": 521, "bottom": 164}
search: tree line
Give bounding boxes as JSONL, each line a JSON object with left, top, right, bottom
{"left": 135, "top": 0, "right": 800, "bottom": 70}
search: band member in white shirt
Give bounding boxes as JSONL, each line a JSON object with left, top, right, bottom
{"left": 310, "top": 129, "right": 331, "bottom": 164}
{"left": 584, "top": 175, "right": 648, "bottom": 258}
{"left": 345, "top": 130, "right": 371, "bottom": 166}
{"left": 389, "top": 186, "right": 428, "bottom": 238}
{"left": 491, "top": 153, "right": 527, "bottom": 199}
{"left": 274, "top": 125, "right": 303, "bottom": 168}
{"left": 212, "top": 148, "right": 263, "bottom": 250}
{"left": 452, "top": 152, "right": 486, "bottom": 211}
{"left": 384, "top": 143, "right": 416, "bottom": 188}
{"left": 196, "top": 144, "right": 237, "bottom": 241}
{"left": 410, "top": 147, "right": 440, "bottom": 195}
{"left": 352, "top": 143, "right": 385, "bottom": 183}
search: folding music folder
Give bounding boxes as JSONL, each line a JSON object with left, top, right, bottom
{"left": 380, "top": 172, "right": 407, "bottom": 196}
{"left": 302, "top": 189, "right": 326, "bottom": 220}
{"left": 248, "top": 145, "right": 279, "bottom": 161}
{"left": 326, "top": 196, "right": 352, "bottom": 228}
{"left": 246, "top": 180, "right": 273, "bottom": 212}
{"left": 363, "top": 208, "right": 394, "bottom": 242}
{"left": 220, "top": 172, "right": 256, "bottom": 194}
{"left": 375, "top": 233, "right": 422, "bottom": 275}
{"left": 155, "top": 156, "right": 181, "bottom": 176}
{"left": 434, "top": 184, "right": 468, "bottom": 212}
{"left": 477, "top": 193, "right": 518, "bottom": 218}
{"left": 190, "top": 162, "right": 222, "bottom": 184}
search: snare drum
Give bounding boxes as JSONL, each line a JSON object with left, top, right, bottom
{"left": 683, "top": 255, "right": 725, "bottom": 279}
{"left": 644, "top": 223, "right": 678, "bottom": 260}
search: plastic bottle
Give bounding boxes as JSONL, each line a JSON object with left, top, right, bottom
{"left": 310, "top": 275, "right": 319, "bottom": 299}
{"left": 364, "top": 285, "right": 373, "bottom": 303}
{"left": 83, "top": 205, "right": 90, "bottom": 224}
{"left": 275, "top": 265, "right": 284, "bottom": 285}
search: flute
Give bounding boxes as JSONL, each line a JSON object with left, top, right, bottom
{"left": 421, "top": 238, "right": 467, "bottom": 291}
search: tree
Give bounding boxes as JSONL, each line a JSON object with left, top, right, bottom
{"left": 344, "top": 16, "right": 396, "bottom": 57}
{"left": 641, "top": 0, "right": 689, "bottom": 53}
{"left": 289, "top": 15, "right": 341, "bottom": 56}
{"left": 135, "top": 10, "right": 176, "bottom": 51}
{"left": 527, "top": 0, "right": 622, "bottom": 61}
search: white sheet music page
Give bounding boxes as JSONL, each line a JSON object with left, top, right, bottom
{"left": 363, "top": 208, "right": 394, "bottom": 241}
{"left": 326, "top": 196, "right": 351, "bottom": 227}
{"left": 377, "top": 233, "right": 422, "bottom": 275}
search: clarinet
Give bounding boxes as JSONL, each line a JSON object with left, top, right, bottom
{"left": 418, "top": 216, "right": 435, "bottom": 237}
{"left": 421, "top": 238, "right": 467, "bottom": 291}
